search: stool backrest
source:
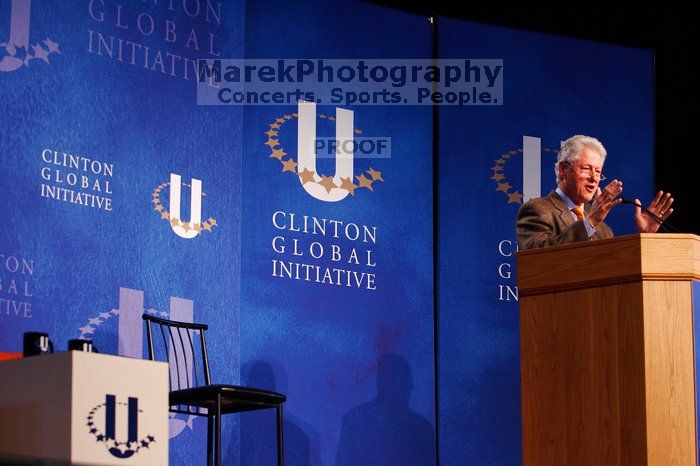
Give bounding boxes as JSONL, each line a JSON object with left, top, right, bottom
{"left": 142, "top": 314, "right": 212, "bottom": 389}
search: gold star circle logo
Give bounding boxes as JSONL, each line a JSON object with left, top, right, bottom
{"left": 491, "top": 147, "right": 558, "bottom": 204}
{"left": 264, "top": 113, "right": 384, "bottom": 197}
{"left": 151, "top": 181, "right": 218, "bottom": 234}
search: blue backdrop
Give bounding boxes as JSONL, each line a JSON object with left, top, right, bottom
{"left": 1, "top": 0, "right": 244, "bottom": 463}
{"left": 1, "top": 2, "right": 654, "bottom": 465}
{"left": 239, "top": 2, "right": 435, "bottom": 465}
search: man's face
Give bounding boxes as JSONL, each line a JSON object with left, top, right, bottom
{"left": 559, "top": 146, "right": 604, "bottom": 204}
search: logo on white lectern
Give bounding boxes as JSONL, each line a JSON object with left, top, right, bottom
{"left": 1, "top": 0, "right": 62, "bottom": 72}
{"left": 86, "top": 394, "right": 155, "bottom": 459}
{"left": 76, "top": 287, "right": 198, "bottom": 439}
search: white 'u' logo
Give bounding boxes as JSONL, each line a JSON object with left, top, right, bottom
{"left": 297, "top": 100, "right": 354, "bottom": 202}
{"left": 522, "top": 136, "right": 569, "bottom": 202}
{"left": 169, "top": 173, "right": 202, "bottom": 239}
{"left": 522, "top": 136, "right": 541, "bottom": 202}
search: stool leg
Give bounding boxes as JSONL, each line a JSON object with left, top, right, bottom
{"left": 207, "top": 414, "right": 214, "bottom": 466}
{"left": 216, "top": 393, "right": 222, "bottom": 466}
{"left": 277, "top": 404, "right": 284, "bottom": 466}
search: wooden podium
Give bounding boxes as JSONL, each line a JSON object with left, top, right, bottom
{"left": 517, "top": 233, "right": 700, "bottom": 466}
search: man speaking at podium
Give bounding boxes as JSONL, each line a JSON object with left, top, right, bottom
{"left": 516, "top": 135, "right": 674, "bottom": 250}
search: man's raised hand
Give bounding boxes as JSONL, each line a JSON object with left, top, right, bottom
{"left": 588, "top": 179, "right": 623, "bottom": 227}
{"left": 635, "top": 191, "right": 674, "bottom": 233}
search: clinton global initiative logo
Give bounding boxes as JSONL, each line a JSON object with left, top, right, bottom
{"left": 77, "top": 287, "right": 197, "bottom": 439}
{"left": 151, "top": 173, "right": 219, "bottom": 239}
{"left": 1, "top": 0, "right": 61, "bottom": 72}
{"left": 491, "top": 135, "right": 558, "bottom": 205}
{"left": 265, "top": 100, "right": 385, "bottom": 202}
{"left": 491, "top": 135, "right": 562, "bottom": 304}
{"left": 86, "top": 394, "right": 155, "bottom": 459}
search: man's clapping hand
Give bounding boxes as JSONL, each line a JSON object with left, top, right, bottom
{"left": 587, "top": 179, "right": 623, "bottom": 227}
{"left": 635, "top": 191, "right": 674, "bottom": 233}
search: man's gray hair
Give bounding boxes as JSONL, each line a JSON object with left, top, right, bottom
{"left": 555, "top": 135, "right": 607, "bottom": 180}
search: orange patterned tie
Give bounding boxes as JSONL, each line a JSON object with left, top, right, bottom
{"left": 572, "top": 205, "right": 585, "bottom": 221}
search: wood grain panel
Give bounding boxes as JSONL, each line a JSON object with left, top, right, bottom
{"left": 519, "top": 235, "right": 699, "bottom": 465}
{"left": 641, "top": 235, "right": 698, "bottom": 277}
{"left": 642, "top": 280, "right": 696, "bottom": 465}
{"left": 520, "top": 283, "right": 647, "bottom": 465}
{"left": 518, "top": 234, "right": 700, "bottom": 296}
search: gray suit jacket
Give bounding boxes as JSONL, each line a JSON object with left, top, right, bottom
{"left": 516, "top": 190, "right": 614, "bottom": 250}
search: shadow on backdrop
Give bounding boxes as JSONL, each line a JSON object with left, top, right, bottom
{"left": 230, "top": 359, "right": 321, "bottom": 466}
{"left": 336, "top": 353, "right": 436, "bottom": 465}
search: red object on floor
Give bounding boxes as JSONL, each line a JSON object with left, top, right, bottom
{"left": 0, "top": 352, "right": 22, "bottom": 361}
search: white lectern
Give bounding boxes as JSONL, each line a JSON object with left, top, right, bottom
{"left": 0, "top": 351, "right": 168, "bottom": 465}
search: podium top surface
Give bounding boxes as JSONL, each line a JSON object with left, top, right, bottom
{"left": 0, "top": 350, "right": 167, "bottom": 373}
{"left": 516, "top": 233, "right": 700, "bottom": 295}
